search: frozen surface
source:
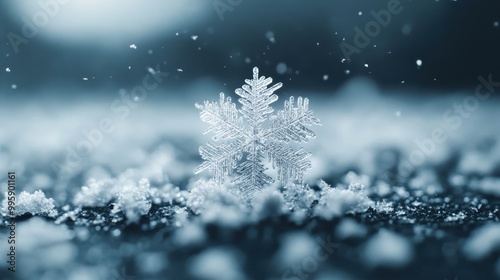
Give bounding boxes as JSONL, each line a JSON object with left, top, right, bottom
{"left": 0, "top": 83, "right": 499, "bottom": 280}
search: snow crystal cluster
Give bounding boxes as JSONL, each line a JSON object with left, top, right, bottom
{"left": 2, "top": 190, "right": 58, "bottom": 218}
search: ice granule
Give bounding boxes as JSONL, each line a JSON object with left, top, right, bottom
{"left": 189, "top": 248, "right": 246, "bottom": 280}
{"left": 362, "top": 229, "right": 413, "bottom": 268}
{"left": 463, "top": 223, "right": 500, "bottom": 260}
{"left": 2, "top": 190, "right": 58, "bottom": 217}
{"left": 335, "top": 218, "right": 368, "bottom": 239}
{"left": 116, "top": 178, "right": 154, "bottom": 223}
{"left": 73, "top": 178, "right": 119, "bottom": 207}
{"left": 274, "top": 231, "right": 317, "bottom": 268}
{"left": 314, "top": 185, "right": 374, "bottom": 220}
{"left": 469, "top": 177, "right": 500, "bottom": 196}
{"left": 173, "top": 222, "right": 206, "bottom": 247}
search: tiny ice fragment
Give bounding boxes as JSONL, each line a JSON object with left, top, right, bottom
{"left": 345, "top": 70, "right": 350, "bottom": 74}
{"left": 130, "top": 44, "right": 137, "bottom": 49}
{"left": 416, "top": 59, "right": 423, "bottom": 67}
{"left": 147, "top": 67, "right": 156, "bottom": 75}
{"left": 364, "top": 64, "right": 369, "bottom": 67}
{"left": 83, "top": 77, "right": 88, "bottom": 81}
{"left": 11, "top": 84, "right": 17, "bottom": 89}
{"left": 358, "top": 11, "right": 363, "bottom": 15}
{"left": 177, "top": 69, "right": 183, "bottom": 72}
{"left": 323, "top": 75, "right": 328, "bottom": 81}
{"left": 191, "top": 35, "right": 198, "bottom": 40}
{"left": 5, "top": 68, "right": 11, "bottom": 72}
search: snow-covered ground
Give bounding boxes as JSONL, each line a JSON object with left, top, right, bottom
{"left": 0, "top": 78, "right": 499, "bottom": 279}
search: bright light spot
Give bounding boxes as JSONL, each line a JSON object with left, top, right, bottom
{"left": 11, "top": 84, "right": 17, "bottom": 89}
{"left": 358, "top": 11, "right": 363, "bottom": 16}
{"left": 364, "top": 64, "right": 369, "bottom": 68}
{"left": 494, "top": 21, "right": 499, "bottom": 27}
{"left": 191, "top": 35, "right": 198, "bottom": 41}
{"left": 83, "top": 78, "right": 88, "bottom": 81}
{"left": 276, "top": 63, "right": 287, "bottom": 75}
{"left": 416, "top": 59, "right": 423, "bottom": 67}
{"left": 323, "top": 75, "right": 329, "bottom": 81}
{"left": 130, "top": 44, "right": 137, "bottom": 49}
{"left": 345, "top": 70, "right": 350, "bottom": 75}
{"left": 5, "top": 68, "right": 11, "bottom": 72}
{"left": 7, "top": 1, "right": 209, "bottom": 48}
{"left": 177, "top": 69, "right": 183, "bottom": 72}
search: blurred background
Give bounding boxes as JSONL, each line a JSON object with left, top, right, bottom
{"left": 1, "top": 0, "right": 500, "bottom": 94}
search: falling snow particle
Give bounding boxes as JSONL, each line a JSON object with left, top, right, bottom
{"left": 265, "top": 31, "right": 276, "bottom": 44}
{"left": 130, "top": 44, "right": 137, "bottom": 49}
{"left": 276, "top": 63, "right": 287, "bottom": 75}
{"left": 358, "top": 11, "right": 363, "bottom": 16}
{"left": 177, "top": 69, "right": 183, "bottom": 72}
{"left": 245, "top": 57, "right": 251, "bottom": 64}
{"left": 5, "top": 68, "right": 11, "bottom": 72}
{"left": 11, "top": 84, "right": 17, "bottom": 89}
{"left": 148, "top": 49, "right": 153, "bottom": 55}
{"left": 323, "top": 75, "right": 329, "bottom": 81}
{"left": 345, "top": 70, "right": 350, "bottom": 75}
{"left": 147, "top": 67, "right": 156, "bottom": 75}
{"left": 191, "top": 35, "right": 198, "bottom": 41}
{"left": 83, "top": 78, "right": 88, "bottom": 81}
{"left": 494, "top": 21, "right": 499, "bottom": 27}
{"left": 416, "top": 59, "right": 423, "bottom": 67}
{"left": 364, "top": 64, "right": 369, "bottom": 68}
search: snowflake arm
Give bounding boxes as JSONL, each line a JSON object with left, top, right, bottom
{"left": 235, "top": 67, "right": 282, "bottom": 127}
{"left": 194, "top": 141, "right": 246, "bottom": 184}
{"left": 266, "top": 142, "right": 312, "bottom": 185}
{"left": 267, "top": 96, "right": 321, "bottom": 143}
{"left": 234, "top": 147, "right": 273, "bottom": 197}
{"left": 195, "top": 93, "right": 247, "bottom": 141}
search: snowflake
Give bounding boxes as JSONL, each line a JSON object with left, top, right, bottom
{"left": 194, "top": 67, "right": 321, "bottom": 197}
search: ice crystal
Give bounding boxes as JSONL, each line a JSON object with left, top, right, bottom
{"left": 2, "top": 190, "right": 58, "bottom": 217}
{"left": 195, "top": 67, "right": 321, "bottom": 197}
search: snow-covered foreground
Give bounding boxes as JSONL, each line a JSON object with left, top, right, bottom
{"left": 0, "top": 80, "right": 499, "bottom": 279}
